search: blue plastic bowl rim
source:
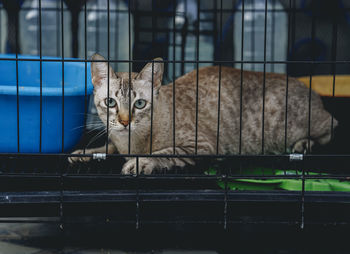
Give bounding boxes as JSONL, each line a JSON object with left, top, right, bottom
{"left": 0, "top": 54, "right": 93, "bottom": 96}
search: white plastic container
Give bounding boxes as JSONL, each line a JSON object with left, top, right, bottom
{"left": 168, "top": 0, "right": 214, "bottom": 80}
{"left": 19, "top": 0, "right": 72, "bottom": 57}
{"left": 0, "top": 3, "right": 7, "bottom": 54}
{"left": 234, "top": 0, "right": 287, "bottom": 73}
{"left": 78, "top": 0, "right": 132, "bottom": 71}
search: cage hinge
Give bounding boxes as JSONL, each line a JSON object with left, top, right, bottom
{"left": 93, "top": 153, "right": 107, "bottom": 161}
{"left": 289, "top": 153, "right": 303, "bottom": 162}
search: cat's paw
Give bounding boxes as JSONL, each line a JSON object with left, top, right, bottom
{"left": 68, "top": 149, "right": 92, "bottom": 164}
{"left": 292, "top": 139, "right": 314, "bottom": 154}
{"left": 121, "top": 158, "right": 157, "bottom": 175}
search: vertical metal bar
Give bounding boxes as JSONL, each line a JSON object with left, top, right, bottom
{"left": 115, "top": 0, "right": 119, "bottom": 63}
{"left": 261, "top": 0, "right": 268, "bottom": 154}
{"left": 106, "top": 0, "right": 110, "bottom": 154}
{"left": 230, "top": 2, "right": 234, "bottom": 68}
{"left": 270, "top": 0, "right": 275, "bottom": 73}
{"left": 216, "top": 0, "right": 223, "bottom": 155}
{"left": 301, "top": 161, "right": 305, "bottom": 229}
{"left": 150, "top": 61, "right": 154, "bottom": 154}
{"left": 220, "top": 0, "right": 227, "bottom": 225}
{"left": 308, "top": 12, "right": 316, "bottom": 153}
{"left": 150, "top": 0, "right": 154, "bottom": 155}
{"left": 288, "top": 0, "right": 297, "bottom": 153}
{"left": 39, "top": 0, "right": 42, "bottom": 153}
{"left": 133, "top": 2, "right": 139, "bottom": 71}
{"left": 213, "top": 0, "right": 218, "bottom": 63}
{"left": 331, "top": 15, "right": 338, "bottom": 140}
{"left": 152, "top": 0, "right": 155, "bottom": 50}
{"left": 59, "top": 0, "right": 64, "bottom": 231}
{"left": 56, "top": 1, "right": 60, "bottom": 56}
{"left": 0, "top": 5, "right": 2, "bottom": 51}
{"left": 128, "top": 0, "right": 132, "bottom": 154}
{"left": 15, "top": 4, "right": 19, "bottom": 153}
{"left": 181, "top": 0, "right": 188, "bottom": 74}
{"left": 61, "top": 0, "right": 65, "bottom": 153}
{"left": 173, "top": 0, "right": 176, "bottom": 154}
{"left": 83, "top": 1, "right": 88, "bottom": 154}
{"left": 251, "top": 1, "right": 255, "bottom": 71}
{"left": 302, "top": 4, "right": 316, "bottom": 230}
{"left": 59, "top": 200, "right": 64, "bottom": 231}
{"left": 136, "top": 156, "right": 140, "bottom": 229}
{"left": 284, "top": 0, "right": 291, "bottom": 153}
{"left": 291, "top": 0, "right": 296, "bottom": 58}
{"left": 195, "top": 0, "right": 200, "bottom": 154}
{"left": 239, "top": 0, "right": 245, "bottom": 154}
{"left": 223, "top": 172, "right": 228, "bottom": 230}
{"left": 96, "top": 4, "right": 99, "bottom": 54}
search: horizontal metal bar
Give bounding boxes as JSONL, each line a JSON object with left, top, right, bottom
{"left": 0, "top": 58, "right": 350, "bottom": 65}
{"left": 0, "top": 218, "right": 300, "bottom": 225}
{"left": 15, "top": 7, "right": 333, "bottom": 14}
{"left": 0, "top": 218, "right": 60, "bottom": 223}
{"left": 62, "top": 175, "right": 350, "bottom": 180}
{"left": 0, "top": 173, "right": 350, "bottom": 181}
{"left": 199, "top": 8, "right": 350, "bottom": 13}
{"left": 136, "top": 27, "right": 215, "bottom": 35}
{"left": 13, "top": 7, "right": 345, "bottom": 15}
{"left": 2, "top": 153, "right": 350, "bottom": 159}
{"left": 0, "top": 190, "right": 349, "bottom": 204}
{"left": 0, "top": 190, "right": 347, "bottom": 224}
{"left": 1, "top": 218, "right": 350, "bottom": 227}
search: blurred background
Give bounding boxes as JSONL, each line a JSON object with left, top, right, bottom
{"left": 2, "top": 0, "right": 349, "bottom": 139}
{"left": 1, "top": 0, "right": 349, "bottom": 79}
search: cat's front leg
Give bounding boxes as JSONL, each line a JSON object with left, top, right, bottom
{"left": 121, "top": 147, "right": 195, "bottom": 175}
{"left": 68, "top": 143, "right": 116, "bottom": 163}
{"left": 121, "top": 157, "right": 159, "bottom": 175}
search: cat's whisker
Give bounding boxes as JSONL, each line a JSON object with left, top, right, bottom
{"left": 85, "top": 126, "right": 107, "bottom": 134}
{"left": 89, "top": 127, "right": 106, "bottom": 135}
{"left": 71, "top": 125, "right": 85, "bottom": 131}
{"left": 77, "top": 113, "right": 100, "bottom": 117}
{"left": 85, "top": 121, "right": 105, "bottom": 125}
{"left": 84, "top": 127, "right": 105, "bottom": 133}
{"left": 71, "top": 123, "right": 105, "bottom": 131}
{"left": 85, "top": 129, "right": 107, "bottom": 148}
{"left": 84, "top": 123, "right": 105, "bottom": 128}
{"left": 84, "top": 121, "right": 106, "bottom": 126}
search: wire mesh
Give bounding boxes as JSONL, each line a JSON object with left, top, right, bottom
{"left": 0, "top": 0, "right": 348, "bottom": 228}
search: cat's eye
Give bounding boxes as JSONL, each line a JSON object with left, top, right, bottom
{"left": 105, "top": 98, "right": 117, "bottom": 108}
{"left": 134, "top": 99, "right": 146, "bottom": 109}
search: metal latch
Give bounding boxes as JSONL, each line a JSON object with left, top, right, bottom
{"left": 289, "top": 153, "right": 303, "bottom": 161}
{"left": 93, "top": 153, "right": 107, "bottom": 161}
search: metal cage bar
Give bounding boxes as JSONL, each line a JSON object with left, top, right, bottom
{"left": 39, "top": 0, "right": 43, "bottom": 153}
{"left": 0, "top": 0, "right": 348, "bottom": 229}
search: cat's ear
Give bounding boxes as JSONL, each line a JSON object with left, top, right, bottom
{"left": 91, "top": 53, "right": 117, "bottom": 87}
{"left": 136, "top": 58, "right": 164, "bottom": 88}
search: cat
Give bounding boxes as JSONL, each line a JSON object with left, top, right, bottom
{"left": 68, "top": 53, "right": 337, "bottom": 174}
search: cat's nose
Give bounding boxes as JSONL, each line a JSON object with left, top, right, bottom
{"left": 120, "top": 119, "right": 129, "bottom": 127}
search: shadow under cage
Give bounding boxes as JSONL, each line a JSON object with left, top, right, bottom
{"left": 0, "top": 0, "right": 349, "bottom": 233}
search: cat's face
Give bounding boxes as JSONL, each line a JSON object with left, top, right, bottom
{"left": 91, "top": 54, "right": 163, "bottom": 135}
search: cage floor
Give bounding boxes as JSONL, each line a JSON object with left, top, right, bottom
{"left": 1, "top": 130, "right": 350, "bottom": 225}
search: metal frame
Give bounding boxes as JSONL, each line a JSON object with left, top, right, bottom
{"left": 0, "top": 0, "right": 349, "bottom": 232}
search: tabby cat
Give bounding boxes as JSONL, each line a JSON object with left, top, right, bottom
{"left": 69, "top": 54, "right": 337, "bottom": 174}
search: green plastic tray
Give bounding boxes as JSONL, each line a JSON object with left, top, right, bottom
{"left": 206, "top": 168, "right": 350, "bottom": 192}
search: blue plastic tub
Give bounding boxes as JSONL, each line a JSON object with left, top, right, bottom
{"left": 0, "top": 55, "right": 93, "bottom": 153}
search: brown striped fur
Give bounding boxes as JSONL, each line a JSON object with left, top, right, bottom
{"left": 69, "top": 54, "right": 337, "bottom": 174}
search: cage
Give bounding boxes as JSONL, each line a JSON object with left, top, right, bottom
{"left": 0, "top": 0, "right": 350, "bottom": 249}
